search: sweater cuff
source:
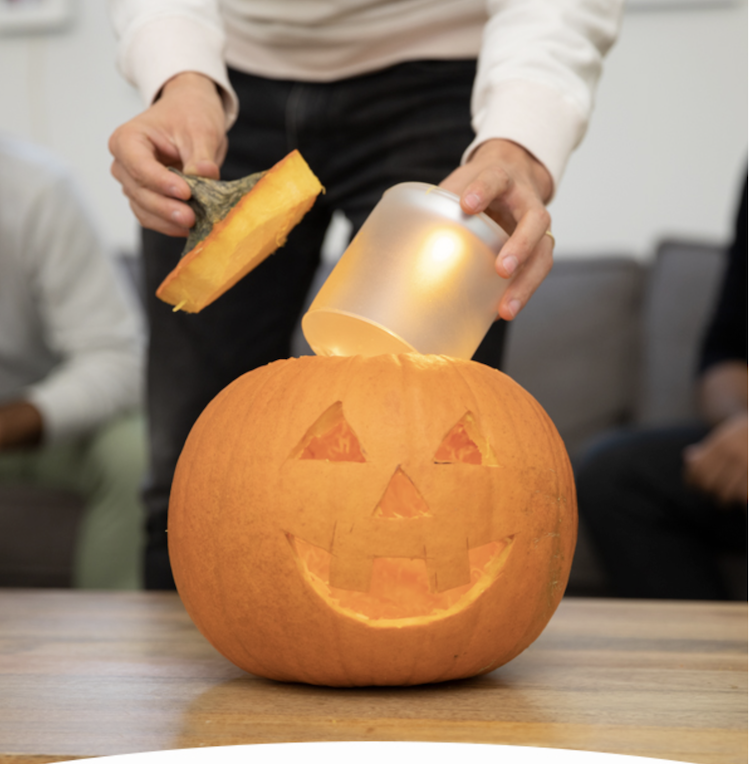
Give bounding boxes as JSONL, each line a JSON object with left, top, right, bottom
{"left": 119, "top": 15, "right": 239, "bottom": 130}
{"left": 463, "top": 78, "right": 588, "bottom": 197}
{"left": 24, "top": 387, "right": 64, "bottom": 445}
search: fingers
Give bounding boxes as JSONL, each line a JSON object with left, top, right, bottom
{"left": 109, "top": 122, "right": 196, "bottom": 236}
{"left": 683, "top": 425, "right": 749, "bottom": 505}
{"left": 108, "top": 72, "right": 227, "bottom": 237}
{"left": 685, "top": 450, "right": 747, "bottom": 505}
{"left": 459, "top": 162, "right": 514, "bottom": 217}
{"left": 724, "top": 469, "right": 749, "bottom": 504}
{"left": 439, "top": 139, "right": 555, "bottom": 320}
{"left": 110, "top": 133, "right": 195, "bottom": 235}
{"left": 683, "top": 444, "right": 721, "bottom": 494}
{"left": 111, "top": 157, "right": 194, "bottom": 237}
{"left": 461, "top": 165, "right": 553, "bottom": 320}
{"left": 125, "top": 190, "right": 193, "bottom": 238}
{"left": 497, "top": 223, "right": 554, "bottom": 320}
{"left": 494, "top": 198, "right": 551, "bottom": 275}
{"left": 109, "top": 121, "right": 186, "bottom": 188}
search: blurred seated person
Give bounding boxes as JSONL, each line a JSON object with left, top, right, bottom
{"left": 576, "top": 174, "right": 748, "bottom": 600}
{"left": 0, "top": 136, "right": 146, "bottom": 589}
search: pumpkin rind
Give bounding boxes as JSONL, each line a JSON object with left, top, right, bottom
{"left": 156, "top": 150, "right": 324, "bottom": 313}
{"left": 168, "top": 354, "right": 577, "bottom": 687}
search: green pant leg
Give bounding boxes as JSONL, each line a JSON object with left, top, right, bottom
{"left": 0, "top": 413, "right": 147, "bottom": 590}
{"left": 73, "top": 412, "right": 147, "bottom": 590}
{"left": 0, "top": 435, "right": 86, "bottom": 486}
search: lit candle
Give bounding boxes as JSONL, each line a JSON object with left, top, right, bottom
{"left": 415, "top": 228, "right": 471, "bottom": 291}
{"left": 302, "top": 183, "right": 509, "bottom": 359}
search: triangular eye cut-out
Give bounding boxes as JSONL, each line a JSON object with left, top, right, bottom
{"left": 292, "top": 401, "right": 366, "bottom": 462}
{"left": 373, "top": 467, "right": 431, "bottom": 519}
{"left": 434, "top": 412, "right": 498, "bottom": 466}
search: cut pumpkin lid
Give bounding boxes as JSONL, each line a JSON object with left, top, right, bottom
{"left": 156, "top": 149, "right": 324, "bottom": 313}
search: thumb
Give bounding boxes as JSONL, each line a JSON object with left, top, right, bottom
{"left": 182, "top": 155, "right": 222, "bottom": 181}
{"left": 157, "top": 71, "right": 228, "bottom": 180}
{"left": 180, "top": 129, "right": 226, "bottom": 180}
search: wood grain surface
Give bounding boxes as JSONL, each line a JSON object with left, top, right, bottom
{"left": 0, "top": 591, "right": 745, "bottom": 764}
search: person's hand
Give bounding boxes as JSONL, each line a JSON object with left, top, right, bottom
{"left": 683, "top": 413, "right": 748, "bottom": 505}
{"left": 440, "top": 138, "right": 555, "bottom": 321}
{"left": 0, "top": 400, "right": 43, "bottom": 451}
{"left": 108, "top": 72, "right": 228, "bottom": 237}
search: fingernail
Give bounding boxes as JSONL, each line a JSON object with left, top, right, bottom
{"left": 463, "top": 193, "right": 481, "bottom": 212}
{"left": 502, "top": 255, "right": 518, "bottom": 276}
{"left": 507, "top": 299, "right": 521, "bottom": 319}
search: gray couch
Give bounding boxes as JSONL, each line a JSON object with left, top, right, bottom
{"left": 0, "top": 239, "right": 734, "bottom": 593}
{"left": 502, "top": 240, "right": 731, "bottom": 595}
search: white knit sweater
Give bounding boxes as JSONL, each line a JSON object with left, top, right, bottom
{"left": 0, "top": 137, "right": 145, "bottom": 444}
{"left": 111, "top": 0, "right": 623, "bottom": 191}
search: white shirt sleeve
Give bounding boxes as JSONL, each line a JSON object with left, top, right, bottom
{"left": 111, "top": 0, "right": 240, "bottom": 127}
{"left": 20, "top": 165, "right": 146, "bottom": 444}
{"left": 467, "top": 0, "right": 624, "bottom": 193}
{"left": 110, "top": 0, "right": 623, "bottom": 192}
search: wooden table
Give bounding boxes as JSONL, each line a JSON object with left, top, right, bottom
{"left": 0, "top": 591, "right": 745, "bottom": 764}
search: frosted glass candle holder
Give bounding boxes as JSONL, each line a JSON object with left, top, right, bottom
{"left": 302, "top": 182, "right": 510, "bottom": 359}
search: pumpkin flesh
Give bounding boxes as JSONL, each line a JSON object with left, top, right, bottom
{"left": 156, "top": 150, "right": 324, "bottom": 313}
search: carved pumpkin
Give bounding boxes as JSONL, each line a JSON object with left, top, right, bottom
{"left": 168, "top": 354, "right": 576, "bottom": 687}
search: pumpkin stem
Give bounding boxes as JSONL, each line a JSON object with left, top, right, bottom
{"left": 169, "top": 168, "right": 266, "bottom": 258}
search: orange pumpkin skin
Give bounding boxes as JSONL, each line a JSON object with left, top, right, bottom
{"left": 168, "top": 354, "right": 577, "bottom": 687}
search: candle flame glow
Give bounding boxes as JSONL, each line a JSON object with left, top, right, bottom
{"left": 416, "top": 229, "right": 468, "bottom": 287}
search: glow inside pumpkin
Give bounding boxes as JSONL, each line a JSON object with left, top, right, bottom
{"left": 290, "top": 403, "right": 510, "bottom": 624}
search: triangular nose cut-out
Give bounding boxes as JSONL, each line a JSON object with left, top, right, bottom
{"left": 373, "top": 467, "right": 431, "bottom": 519}
{"left": 290, "top": 401, "right": 366, "bottom": 462}
{"left": 434, "top": 411, "right": 499, "bottom": 466}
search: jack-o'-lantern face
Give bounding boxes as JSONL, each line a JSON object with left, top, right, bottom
{"left": 168, "top": 354, "right": 576, "bottom": 687}
{"left": 286, "top": 402, "right": 513, "bottom": 625}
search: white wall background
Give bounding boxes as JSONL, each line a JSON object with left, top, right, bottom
{"left": 550, "top": 0, "right": 748, "bottom": 259}
{"left": 0, "top": 0, "right": 746, "bottom": 261}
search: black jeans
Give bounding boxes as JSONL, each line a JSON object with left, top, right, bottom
{"left": 141, "top": 60, "right": 507, "bottom": 589}
{"left": 576, "top": 425, "right": 748, "bottom": 600}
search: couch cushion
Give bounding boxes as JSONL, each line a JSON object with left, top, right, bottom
{"left": 634, "top": 239, "right": 726, "bottom": 425}
{"left": 503, "top": 257, "right": 645, "bottom": 459}
{"left": 0, "top": 485, "right": 85, "bottom": 587}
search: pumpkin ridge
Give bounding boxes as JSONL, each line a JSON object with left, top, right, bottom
{"left": 531, "top": 391, "right": 578, "bottom": 615}
{"left": 443, "top": 361, "right": 572, "bottom": 668}
{"left": 501, "top": 381, "right": 575, "bottom": 656}
{"left": 170, "top": 380, "right": 247, "bottom": 643}
{"left": 211, "top": 369, "right": 284, "bottom": 653}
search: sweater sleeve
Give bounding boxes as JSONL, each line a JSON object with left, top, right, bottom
{"left": 465, "top": 0, "right": 624, "bottom": 194}
{"left": 111, "top": 0, "right": 623, "bottom": 191}
{"left": 111, "top": 0, "right": 239, "bottom": 128}
{"left": 22, "top": 171, "right": 146, "bottom": 445}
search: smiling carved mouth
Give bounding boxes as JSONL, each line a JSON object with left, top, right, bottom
{"left": 288, "top": 534, "right": 514, "bottom": 626}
